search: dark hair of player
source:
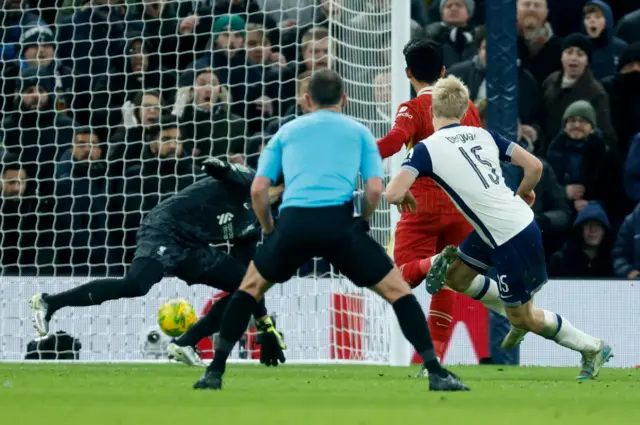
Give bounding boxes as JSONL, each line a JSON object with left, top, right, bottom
{"left": 403, "top": 38, "right": 444, "bottom": 84}
{"left": 307, "top": 69, "right": 344, "bottom": 107}
{"left": 145, "top": 114, "right": 180, "bottom": 142}
{"left": 0, "top": 151, "right": 22, "bottom": 176}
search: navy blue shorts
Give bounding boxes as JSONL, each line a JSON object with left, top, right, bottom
{"left": 457, "top": 221, "right": 548, "bottom": 307}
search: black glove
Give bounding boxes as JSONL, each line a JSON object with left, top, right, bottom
{"left": 255, "top": 316, "right": 286, "bottom": 367}
{"left": 201, "top": 157, "right": 230, "bottom": 179}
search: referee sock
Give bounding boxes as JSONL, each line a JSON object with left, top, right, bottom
{"left": 392, "top": 294, "right": 446, "bottom": 377}
{"left": 209, "top": 290, "right": 256, "bottom": 374}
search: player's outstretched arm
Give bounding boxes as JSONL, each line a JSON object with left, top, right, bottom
{"left": 385, "top": 170, "right": 417, "bottom": 206}
{"left": 509, "top": 144, "right": 543, "bottom": 199}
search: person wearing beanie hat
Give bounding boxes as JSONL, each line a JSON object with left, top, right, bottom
{"left": 20, "top": 25, "right": 55, "bottom": 69}
{"left": 562, "top": 100, "right": 597, "bottom": 129}
{"left": 545, "top": 98, "right": 623, "bottom": 221}
{"left": 425, "top": 0, "right": 476, "bottom": 66}
{"left": 601, "top": 41, "right": 640, "bottom": 156}
{"left": 213, "top": 15, "right": 246, "bottom": 46}
{"left": 539, "top": 32, "right": 617, "bottom": 149}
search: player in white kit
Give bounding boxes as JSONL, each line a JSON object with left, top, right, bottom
{"left": 386, "top": 75, "right": 612, "bottom": 380}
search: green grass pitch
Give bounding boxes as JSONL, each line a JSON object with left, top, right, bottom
{"left": 1, "top": 364, "right": 639, "bottom": 425}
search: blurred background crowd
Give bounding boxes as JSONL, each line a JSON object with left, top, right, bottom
{"left": 1, "top": 0, "right": 640, "bottom": 280}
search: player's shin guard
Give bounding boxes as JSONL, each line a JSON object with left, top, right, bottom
{"left": 539, "top": 310, "right": 600, "bottom": 353}
{"left": 428, "top": 289, "right": 456, "bottom": 359}
{"left": 392, "top": 294, "right": 446, "bottom": 377}
{"left": 463, "top": 275, "right": 506, "bottom": 317}
{"left": 208, "top": 290, "right": 256, "bottom": 374}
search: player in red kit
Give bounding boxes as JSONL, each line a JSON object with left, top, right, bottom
{"left": 378, "top": 39, "right": 487, "bottom": 361}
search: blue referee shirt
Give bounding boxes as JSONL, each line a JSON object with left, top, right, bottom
{"left": 256, "top": 110, "right": 384, "bottom": 210}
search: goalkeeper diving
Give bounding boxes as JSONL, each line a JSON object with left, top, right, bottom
{"left": 30, "top": 158, "right": 286, "bottom": 367}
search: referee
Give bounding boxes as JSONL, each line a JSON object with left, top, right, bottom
{"left": 193, "top": 69, "right": 469, "bottom": 392}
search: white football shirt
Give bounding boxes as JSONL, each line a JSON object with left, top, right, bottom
{"left": 402, "top": 124, "right": 534, "bottom": 247}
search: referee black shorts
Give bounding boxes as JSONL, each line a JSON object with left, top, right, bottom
{"left": 253, "top": 203, "right": 394, "bottom": 287}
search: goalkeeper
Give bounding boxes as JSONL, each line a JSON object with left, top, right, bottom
{"left": 30, "top": 159, "right": 286, "bottom": 366}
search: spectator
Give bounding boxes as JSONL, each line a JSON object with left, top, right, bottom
{"left": 424, "top": 0, "right": 476, "bottom": 67}
{"left": 266, "top": 70, "right": 312, "bottom": 135}
{"left": 540, "top": 33, "right": 616, "bottom": 151}
{"left": 624, "top": 133, "right": 640, "bottom": 204}
{"left": 1, "top": 68, "right": 75, "bottom": 199}
{"left": 214, "top": 0, "right": 277, "bottom": 30}
{"left": 601, "top": 43, "right": 640, "bottom": 156}
{"left": 614, "top": 8, "right": 640, "bottom": 45}
{"left": 174, "top": 67, "right": 246, "bottom": 160}
{"left": 0, "top": 151, "right": 53, "bottom": 272}
{"left": 118, "top": 117, "right": 196, "bottom": 262}
{"left": 581, "top": 1, "right": 627, "bottom": 81}
{"left": 110, "top": 31, "right": 178, "bottom": 107}
{"left": 447, "top": 26, "right": 541, "bottom": 141}
{"left": 0, "top": 0, "right": 43, "bottom": 65}
{"left": 54, "top": 127, "right": 108, "bottom": 274}
{"left": 545, "top": 100, "right": 622, "bottom": 220}
{"left": 124, "top": 0, "right": 209, "bottom": 70}
{"left": 517, "top": 0, "right": 563, "bottom": 85}
{"left": 108, "top": 89, "right": 164, "bottom": 179}
{"left": 549, "top": 201, "right": 613, "bottom": 278}
{"left": 612, "top": 203, "right": 640, "bottom": 279}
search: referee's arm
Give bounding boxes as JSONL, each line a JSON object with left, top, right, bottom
{"left": 252, "top": 135, "right": 283, "bottom": 234}
{"left": 360, "top": 128, "right": 385, "bottom": 221}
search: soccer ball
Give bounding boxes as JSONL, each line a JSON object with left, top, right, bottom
{"left": 157, "top": 298, "right": 197, "bottom": 337}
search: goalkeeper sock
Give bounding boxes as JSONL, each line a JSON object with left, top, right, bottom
{"left": 176, "top": 294, "right": 233, "bottom": 347}
{"left": 463, "top": 275, "right": 506, "bottom": 318}
{"left": 428, "top": 289, "right": 456, "bottom": 359}
{"left": 539, "top": 310, "right": 600, "bottom": 353}
{"left": 392, "top": 294, "right": 446, "bottom": 377}
{"left": 209, "top": 290, "right": 256, "bottom": 374}
{"left": 254, "top": 297, "right": 268, "bottom": 320}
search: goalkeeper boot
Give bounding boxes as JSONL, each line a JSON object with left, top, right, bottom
{"left": 501, "top": 326, "right": 529, "bottom": 350}
{"left": 167, "top": 342, "right": 205, "bottom": 367}
{"left": 577, "top": 340, "right": 613, "bottom": 381}
{"left": 256, "top": 316, "right": 287, "bottom": 366}
{"left": 415, "top": 356, "right": 442, "bottom": 378}
{"left": 429, "top": 369, "right": 470, "bottom": 391}
{"left": 193, "top": 369, "right": 223, "bottom": 390}
{"left": 29, "top": 293, "right": 50, "bottom": 336}
{"left": 425, "top": 245, "right": 458, "bottom": 295}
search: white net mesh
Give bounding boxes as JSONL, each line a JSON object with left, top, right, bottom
{"left": 0, "top": 0, "right": 398, "bottom": 362}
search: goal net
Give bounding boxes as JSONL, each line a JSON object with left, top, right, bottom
{"left": 0, "top": 0, "right": 409, "bottom": 364}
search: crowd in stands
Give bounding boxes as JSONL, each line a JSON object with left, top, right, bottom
{"left": 1, "top": 0, "right": 640, "bottom": 280}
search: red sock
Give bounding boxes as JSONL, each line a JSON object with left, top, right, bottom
{"left": 428, "top": 289, "right": 457, "bottom": 360}
{"left": 401, "top": 260, "right": 427, "bottom": 288}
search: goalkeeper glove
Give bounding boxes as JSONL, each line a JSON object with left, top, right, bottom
{"left": 255, "top": 316, "right": 286, "bottom": 367}
{"left": 202, "top": 157, "right": 230, "bottom": 179}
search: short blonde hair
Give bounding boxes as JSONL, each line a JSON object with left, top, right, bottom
{"left": 432, "top": 75, "right": 470, "bottom": 120}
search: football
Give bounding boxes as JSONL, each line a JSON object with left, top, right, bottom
{"left": 157, "top": 298, "right": 197, "bottom": 337}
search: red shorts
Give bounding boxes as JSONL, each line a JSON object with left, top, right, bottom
{"left": 393, "top": 212, "right": 473, "bottom": 267}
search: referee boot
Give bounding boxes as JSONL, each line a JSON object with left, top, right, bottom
{"left": 193, "top": 370, "right": 223, "bottom": 390}
{"left": 425, "top": 245, "right": 458, "bottom": 295}
{"left": 428, "top": 369, "right": 470, "bottom": 391}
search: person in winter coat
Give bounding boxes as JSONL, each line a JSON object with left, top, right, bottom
{"left": 424, "top": 0, "right": 477, "bottom": 67}
{"left": 581, "top": 1, "right": 627, "bottom": 81}
{"left": 175, "top": 66, "right": 246, "bottom": 160}
{"left": 516, "top": 0, "right": 563, "bottom": 85}
{"left": 1, "top": 68, "right": 75, "bottom": 199}
{"left": 601, "top": 43, "right": 640, "bottom": 156}
{"left": 623, "top": 133, "right": 640, "bottom": 204}
{"left": 545, "top": 100, "right": 625, "bottom": 222}
{"left": 612, "top": 203, "right": 640, "bottom": 279}
{"left": 614, "top": 8, "right": 640, "bottom": 45}
{"left": 540, "top": 33, "right": 616, "bottom": 151}
{"left": 549, "top": 201, "right": 613, "bottom": 278}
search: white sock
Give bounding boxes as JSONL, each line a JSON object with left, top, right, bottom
{"left": 463, "top": 275, "right": 506, "bottom": 317}
{"left": 540, "top": 310, "right": 600, "bottom": 353}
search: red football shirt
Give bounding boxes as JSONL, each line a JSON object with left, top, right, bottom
{"left": 377, "top": 87, "right": 482, "bottom": 214}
